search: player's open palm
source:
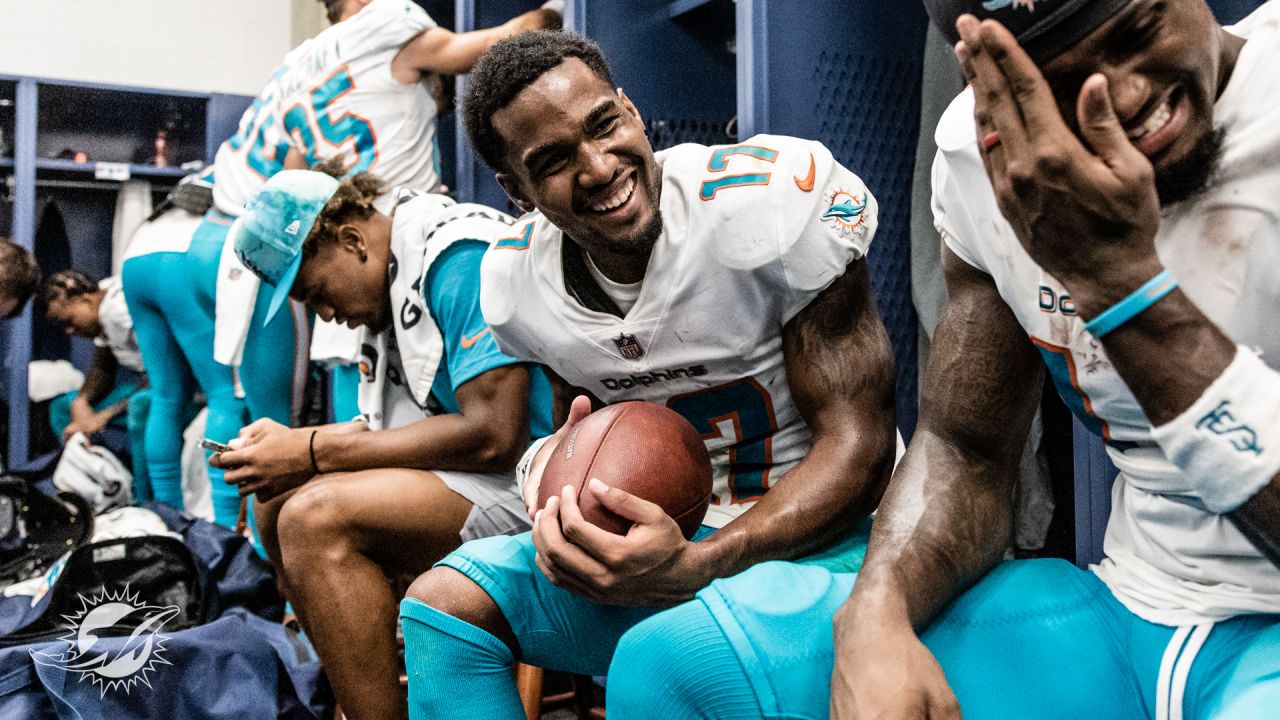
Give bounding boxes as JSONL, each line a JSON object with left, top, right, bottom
{"left": 831, "top": 618, "right": 961, "bottom": 720}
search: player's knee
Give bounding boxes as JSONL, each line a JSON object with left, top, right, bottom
{"left": 609, "top": 603, "right": 725, "bottom": 716}
{"left": 277, "top": 483, "right": 350, "bottom": 557}
{"left": 407, "top": 567, "right": 493, "bottom": 620}
{"left": 406, "top": 566, "right": 513, "bottom": 650}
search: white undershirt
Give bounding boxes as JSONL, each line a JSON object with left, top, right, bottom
{"left": 583, "top": 250, "right": 642, "bottom": 315}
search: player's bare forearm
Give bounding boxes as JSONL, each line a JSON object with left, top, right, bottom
{"left": 315, "top": 364, "right": 533, "bottom": 474}
{"left": 695, "top": 260, "right": 897, "bottom": 579}
{"left": 842, "top": 250, "right": 1042, "bottom": 631}
{"left": 394, "top": 10, "right": 559, "bottom": 78}
{"left": 77, "top": 346, "right": 119, "bottom": 407}
{"left": 1077, "top": 284, "right": 1280, "bottom": 565}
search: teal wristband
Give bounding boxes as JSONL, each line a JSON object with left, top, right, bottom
{"left": 1083, "top": 269, "right": 1178, "bottom": 338}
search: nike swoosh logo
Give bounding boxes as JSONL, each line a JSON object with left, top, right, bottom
{"left": 460, "top": 328, "right": 491, "bottom": 349}
{"left": 794, "top": 154, "right": 816, "bottom": 192}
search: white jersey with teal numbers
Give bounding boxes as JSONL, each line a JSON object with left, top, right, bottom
{"left": 274, "top": 0, "right": 441, "bottom": 192}
{"left": 931, "top": 3, "right": 1280, "bottom": 625}
{"left": 480, "top": 134, "right": 877, "bottom": 528}
{"left": 212, "top": 40, "right": 312, "bottom": 216}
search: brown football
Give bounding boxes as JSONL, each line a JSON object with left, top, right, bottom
{"left": 537, "top": 402, "right": 712, "bottom": 539}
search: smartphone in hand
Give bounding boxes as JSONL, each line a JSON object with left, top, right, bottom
{"left": 200, "top": 438, "right": 233, "bottom": 454}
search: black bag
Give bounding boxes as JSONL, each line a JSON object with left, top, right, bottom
{"left": 0, "top": 534, "right": 208, "bottom": 647}
{"left": 0, "top": 475, "right": 93, "bottom": 587}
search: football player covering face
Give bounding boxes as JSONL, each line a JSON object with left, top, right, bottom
{"left": 1037, "top": 0, "right": 1240, "bottom": 204}
{"left": 492, "top": 58, "right": 664, "bottom": 283}
{"left": 832, "top": 1, "right": 1280, "bottom": 719}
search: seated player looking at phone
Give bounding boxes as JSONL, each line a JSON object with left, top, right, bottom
{"left": 209, "top": 162, "right": 553, "bottom": 720}
{"left": 398, "top": 31, "right": 898, "bottom": 718}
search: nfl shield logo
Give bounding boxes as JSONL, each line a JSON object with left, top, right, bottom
{"left": 612, "top": 333, "right": 644, "bottom": 360}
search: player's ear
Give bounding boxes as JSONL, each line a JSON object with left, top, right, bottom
{"left": 617, "top": 88, "right": 642, "bottom": 124}
{"left": 336, "top": 223, "right": 369, "bottom": 262}
{"left": 496, "top": 173, "right": 536, "bottom": 214}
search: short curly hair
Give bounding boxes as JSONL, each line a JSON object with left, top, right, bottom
{"left": 0, "top": 238, "right": 41, "bottom": 318}
{"left": 303, "top": 156, "right": 388, "bottom": 258}
{"left": 463, "top": 31, "right": 615, "bottom": 173}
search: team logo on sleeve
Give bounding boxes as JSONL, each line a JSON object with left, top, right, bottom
{"left": 358, "top": 343, "right": 379, "bottom": 381}
{"left": 821, "top": 189, "right": 868, "bottom": 239}
{"left": 612, "top": 333, "right": 645, "bottom": 360}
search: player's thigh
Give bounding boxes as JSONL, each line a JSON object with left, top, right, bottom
{"left": 277, "top": 468, "right": 474, "bottom": 576}
{"left": 618, "top": 560, "right": 855, "bottom": 719}
{"left": 436, "top": 531, "right": 656, "bottom": 675}
{"left": 1188, "top": 613, "right": 1280, "bottom": 719}
{"left": 921, "top": 559, "right": 1139, "bottom": 720}
{"left": 123, "top": 255, "right": 198, "bottom": 407}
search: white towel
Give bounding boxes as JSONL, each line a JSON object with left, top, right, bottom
{"left": 310, "top": 318, "right": 363, "bottom": 366}
{"left": 111, "top": 180, "right": 153, "bottom": 276}
{"left": 212, "top": 219, "right": 260, "bottom": 370}
{"left": 27, "top": 359, "right": 84, "bottom": 402}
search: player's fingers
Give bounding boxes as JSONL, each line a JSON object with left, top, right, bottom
{"left": 556, "top": 484, "right": 625, "bottom": 559}
{"left": 534, "top": 496, "right": 610, "bottom": 582}
{"left": 534, "top": 551, "right": 598, "bottom": 599}
{"left": 978, "top": 18, "right": 1061, "bottom": 138}
{"left": 1076, "top": 74, "right": 1149, "bottom": 176}
{"left": 956, "top": 16, "right": 1029, "bottom": 160}
{"left": 587, "top": 478, "right": 666, "bottom": 526}
{"left": 567, "top": 395, "right": 593, "bottom": 426}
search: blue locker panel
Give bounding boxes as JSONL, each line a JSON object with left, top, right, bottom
{"left": 573, "top": 0, "right": 736, "bottom": 151}
{"left": 455, "top": 0, "right": 547, "bottom": 211}
{"left": 738, "top": 0, "right": 928, "bottom": 438}
{"left": 5, "top": 78, "right": 36, "bottom": 466}
{"left": 207, "top": 93, "right": 255, "bottom": 162}
{"left": 1070, "top": 0, "right": 1266, "bottom": 567}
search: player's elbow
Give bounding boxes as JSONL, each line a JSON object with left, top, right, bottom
{"left": 468, "top": 421, "right": 529, "bottom": 473}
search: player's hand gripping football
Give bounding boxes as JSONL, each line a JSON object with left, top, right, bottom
{"left": 533, "top": 478, "right": 706, "bottom": 607}
{"left": 831, "top": 605, "right": 961, "bottom": 720}
{"left": 957, "top": 15, "right": 1164, "bottom": 316}
{"left": 522, "top": 395, "right": 594, "bottom": 518}
{"left": 210, "top": 418, "right": 316, "bottom": 502}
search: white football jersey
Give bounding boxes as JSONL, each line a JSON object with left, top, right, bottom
{"left": 931, "top": 3, "right": 1280, "bottom": 625}
{"left": 93, "top": 277, "right": 144, "bottom": 373}
{"left": 481, "top": 134, "right": 877, "bottom": 528}
{"left": 274, "top": 0, "right": 441, "bottom": 192}
{"left": 212, "top": 40, "right": 313, "bottom": 216}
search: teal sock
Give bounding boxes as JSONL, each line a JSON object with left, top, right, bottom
{"left": 400, "top": 597, "right": 524, "bottom": 720}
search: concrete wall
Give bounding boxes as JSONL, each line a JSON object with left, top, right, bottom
{"left": 0, "top": 0, "right": 326, "bottom": 95}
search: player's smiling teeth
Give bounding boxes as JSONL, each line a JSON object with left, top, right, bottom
{"left": 590, "top": 176, "right": 635, "bottom": 213}
{"left": 1128, "top": 98, "right": 1173, "bottom": 140}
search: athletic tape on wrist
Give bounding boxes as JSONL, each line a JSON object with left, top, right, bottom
{"left": 1084, "top": 269, "right": 1179, "bottom": 338}
{"left": 516, "top": 434, "right": 554, "bottom": 496}
{"left": 1150, "top": 346, "right": 1280, "bottom": 513}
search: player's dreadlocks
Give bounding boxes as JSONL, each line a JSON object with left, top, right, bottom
{"left": 303, "top": 156, "right": 388, "bottom": 258}
{"left": 41, "top": 269, "right": 98, "bottom": 306}
{"left": 463, "top": 30, "right": 614, "bottom": 173}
